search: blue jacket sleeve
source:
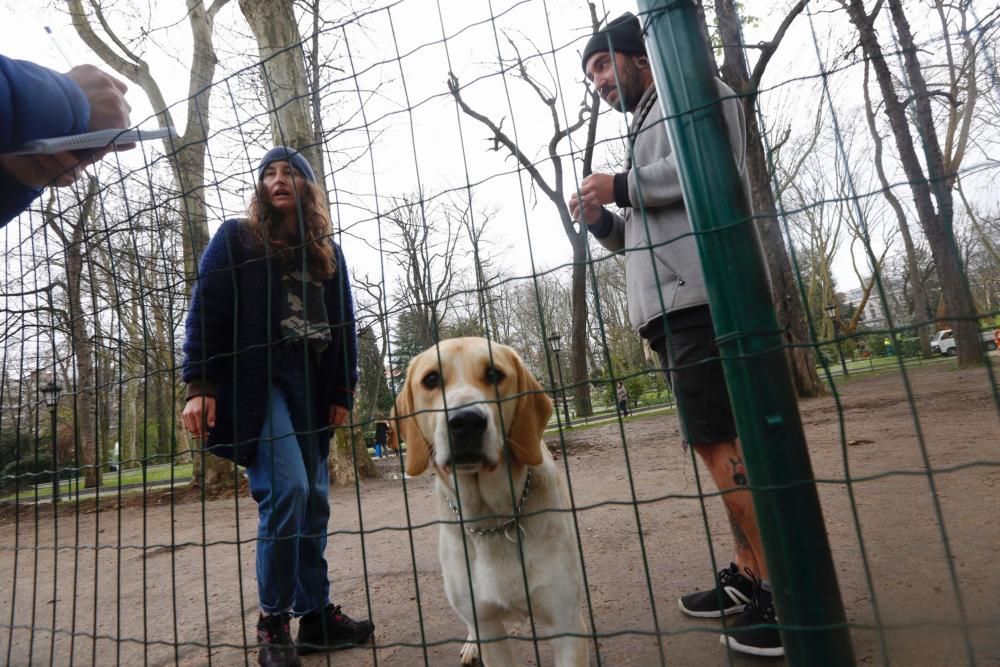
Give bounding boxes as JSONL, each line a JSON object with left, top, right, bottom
{"left": 182, "top": 220, "right": 238, "bottom": 398}
{"left": 327, "top": 242, "right": 358, "bottom": 410}
{"left": 0, "top": 56, "right": 90, "bottom": 226}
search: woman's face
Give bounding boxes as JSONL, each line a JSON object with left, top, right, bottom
{"left": 261, "top": 160, "right": 307, "bottom": 215}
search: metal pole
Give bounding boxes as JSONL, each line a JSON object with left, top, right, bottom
{"left": 50, "top": 405, "right": 59, "bottom": 504}
{"left": 834, "top": 320, "right": 850, "bottom": 377}
{"left": 554, "top": 351, "right": 572, "bottom": 426}
{"left": 636, "top": 2, "right": 854, "bottom": 663}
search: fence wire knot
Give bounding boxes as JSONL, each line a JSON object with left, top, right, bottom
{"left": 446, "top": 467, "right": 532, "bottom": 542}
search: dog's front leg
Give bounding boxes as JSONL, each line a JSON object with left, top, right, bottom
{"left": 550, "top": 631, "right": 590, "bottom": 666}
{"left": 541, "top": 611, "right": 590, "bottom": 667}
{"left": 461, "top": 620, "right": 515, "bottom": 667}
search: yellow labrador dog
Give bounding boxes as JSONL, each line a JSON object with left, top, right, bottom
{"left": 395, "top": 338, "right": 590, "bottom": 666}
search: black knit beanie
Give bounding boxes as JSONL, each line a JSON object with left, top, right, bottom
{"left": 581, "top": 12, "right": 646, "bottom": 73}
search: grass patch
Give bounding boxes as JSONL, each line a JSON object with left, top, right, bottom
{"left": 2, "top": 463, "right": 194, "bottom": 502}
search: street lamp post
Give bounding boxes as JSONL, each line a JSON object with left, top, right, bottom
{"left": 41, "top": 378, "right": 62, "bottom": 504}
{"left": 547, "top": 334, "right": 572, "bottom": 427}
{"left": 824, "top": 304, "right": 850, "bottom": 377}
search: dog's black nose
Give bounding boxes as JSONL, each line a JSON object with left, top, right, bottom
{"left": 447, "top": 408, "right": 487, "bottom": 464}
{"left": 448, "top": 408, "right": 487, "bottom": 439}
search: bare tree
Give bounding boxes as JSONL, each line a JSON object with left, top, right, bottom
{"left": 66, "top": 0, "right": 234, "bottom": 491}
{"left": 43, "top": 180, "right": 102, "bottom": 487}
{"left": 840, "top": 0, "right": 983, "bottom": 366}
{"left": 447, "top": 3, "right": 602, "bottom": 416}
{"left": 385, "top": 193, "right": 461, "bottom": 353}
{"left": 238, "top": 0, "right": 326, "bottom": 183}
{"left": 711, "top": 0, "right": 827, "bottom": 396}
{"left": 66, "top": 0, "right": 228, "bottom": 282}
{"left": 861, "top": 60, "right": 933, "bottom": 355}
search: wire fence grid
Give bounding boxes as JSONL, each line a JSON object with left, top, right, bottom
{"left": 1, "top": 0, "right": 999, "bottom": 665}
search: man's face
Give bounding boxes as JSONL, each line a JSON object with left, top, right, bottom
{"left": 585, "top": 51, "right": 645, "bottom": 113}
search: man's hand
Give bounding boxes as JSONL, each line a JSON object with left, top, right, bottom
{"left": 181, "top": 395, "right": 216, "bottom": 439}
{"left": 580, "top": 173, "right": 615, "bottom": 207}
{"left": 0, "top": 152, "right": 83, "bottom": 188}
{"left": 329, "top": 405, "right": 349, "bottom": 427}
{"left": 65, "top": 65, "right": 132, "bottom": 137}
{"left": 569, "top": 172, "right": 616, "bottom": 226}
{"left": 0, "top": 66, "right": 134, "bottom": 191}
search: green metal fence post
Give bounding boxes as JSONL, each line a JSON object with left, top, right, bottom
{"left": 634, "top": 1, "right": 855, "bottom": 663}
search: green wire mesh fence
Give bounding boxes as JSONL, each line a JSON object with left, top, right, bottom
{"left": 1, "top": 0, "right": 998, "bottom": 665}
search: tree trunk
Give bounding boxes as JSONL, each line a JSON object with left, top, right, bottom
{"left": 861, "top": 62, "right": 932, "bottom": 356}
{"left": 329, "top": 426, "right": 376, "bottom": 486}
{"left": 570, "top": 226, "right": 592, "bottom": 415}
{"left": 714, "top": 0, "right": 824, "bottom": 397}
{"left": 238, "top": 0, "right": 326, "bottom": 185}
{"left": 60, "top": 180, "right": 101, "bottom": 487}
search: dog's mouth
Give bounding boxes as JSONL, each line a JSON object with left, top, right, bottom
{"left": 441, "top": 455, "right": 499, "bottom": 477}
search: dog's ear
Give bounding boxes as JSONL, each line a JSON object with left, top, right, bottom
{"left": 507, "top": 348, "right": 553, "bottom": 466}
{"left": 395, "top": 376, "right": 432, "bottom": 476}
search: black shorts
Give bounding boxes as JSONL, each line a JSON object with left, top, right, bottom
{"left": 648, "top": 306, "right": 737, "bottom": 446}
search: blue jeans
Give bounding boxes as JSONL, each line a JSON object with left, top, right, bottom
{"left": 246, "top": 383, "right": 330, "bottom": 615}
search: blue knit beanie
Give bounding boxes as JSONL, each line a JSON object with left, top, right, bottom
{"left": 257, "top": 146, "right": 316, "bottom": 183}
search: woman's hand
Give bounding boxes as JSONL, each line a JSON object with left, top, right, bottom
{"left": 328, "top": 404, "right": 349, "bottom": 427}
{"left": 181, "top": 395, "right": 216, "bottom": 439}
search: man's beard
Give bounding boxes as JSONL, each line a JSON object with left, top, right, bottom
{"left": 603, "top": 59, "right": 645, "bottom": 113}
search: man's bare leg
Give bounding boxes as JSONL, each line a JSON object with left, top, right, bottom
{"left": 692, "top": 438, "right": 768, "bottom": 580}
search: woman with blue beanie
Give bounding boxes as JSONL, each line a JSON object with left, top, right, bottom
{"left": 181, "top": 146, "right": 373, "bottom": 666}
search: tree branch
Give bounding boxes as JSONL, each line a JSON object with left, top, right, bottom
{"left": 447, "top": 72, "right": 557, "bottom": 203}
{"left": 751, "top": 0, "right": 807, "bottom": 87}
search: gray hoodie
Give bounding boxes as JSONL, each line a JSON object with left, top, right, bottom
{"left": 590, "top": 80, "right": 749, "bottom": 335}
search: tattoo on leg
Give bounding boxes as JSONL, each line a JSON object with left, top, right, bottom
{"left": 729, "top": 456, "right": 748, "bottom": 486}
{"left": 728, "top": 509, "right": 752, "bottom": 556}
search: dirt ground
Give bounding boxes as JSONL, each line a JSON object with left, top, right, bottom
{"left": 2, "top": 359, "right": 998, "bottom": 666}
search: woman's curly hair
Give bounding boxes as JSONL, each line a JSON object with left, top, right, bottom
{"left": 244, "top": 176, "right": 337, "bottom": 279}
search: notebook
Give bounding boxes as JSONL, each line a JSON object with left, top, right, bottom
{"left": 2, "top": 126, "right": 178, "bottom": 156}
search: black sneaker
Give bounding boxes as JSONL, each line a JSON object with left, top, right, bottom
{"left": 296, "top": 604, "right": 374, "bottom": 655}
{"left": 256, "top": 613, "right": 301, "bottom": 667}
{"left": 679, "top": 562, "right": 755, "bottom": 617}
{"left": 720, "top": 583, "right": 784, "bottom": 657}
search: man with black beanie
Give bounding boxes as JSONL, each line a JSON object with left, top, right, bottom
{"left": 569, "top": 11, "right": 783, "bottom": 658}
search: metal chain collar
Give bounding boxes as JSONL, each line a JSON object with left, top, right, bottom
{"left": 446, "top": 468, "right": 532, "bottom": 543}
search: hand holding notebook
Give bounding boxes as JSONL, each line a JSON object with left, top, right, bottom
{"left": 2, "top": 126, "right": 177, "bottom": 156}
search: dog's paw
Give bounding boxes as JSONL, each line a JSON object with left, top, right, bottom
{"left": 460, "top": 637, "right": 480, "bottom": 665}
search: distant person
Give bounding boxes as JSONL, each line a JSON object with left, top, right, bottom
{"left": 616, "top": 381, "right": 630, "bottom": 416}
{"left": 181, "top": 147, "right": 372, "bottom": 666}
{"left": 385, "top": 422, "right": 397, "bottom": 456}
{"left": 1, "top": 56, "right": 132, "bottom": 225}
{"left": 993, "top": 328, "right": 999, "bottom": 352}
{"left": 570, "top": 13, "right": 782, "bottom": 656}
{"left": 373, "top": 420, "right": 388, "bottom": 459}
{"left": 883, "top": 336, "right": 894, "bottom": 356}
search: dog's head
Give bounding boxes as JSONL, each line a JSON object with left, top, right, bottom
{"left": 394, "top": 337, "right": 553, "bottom": 477}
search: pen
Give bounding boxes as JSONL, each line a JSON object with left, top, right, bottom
{"left": 44, "top": 26, "right": 75, "bottom": 69}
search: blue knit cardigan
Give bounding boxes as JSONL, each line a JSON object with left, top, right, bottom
{"left": 181, "top": 218, "right": 358, "bottom": 465}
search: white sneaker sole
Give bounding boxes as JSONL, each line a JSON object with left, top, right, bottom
{"left": 677, "top": 598, "right": 744, "bottom": 618}
{"left": 720, "top": 634, "right": 785, "bottom": 657}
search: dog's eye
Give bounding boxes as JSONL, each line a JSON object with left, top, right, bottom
{"left": 485, "top": 366, "right": 505, "bottom": 385}
{"left": 421, "top": 371, "right": 440, "bottom": 389}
